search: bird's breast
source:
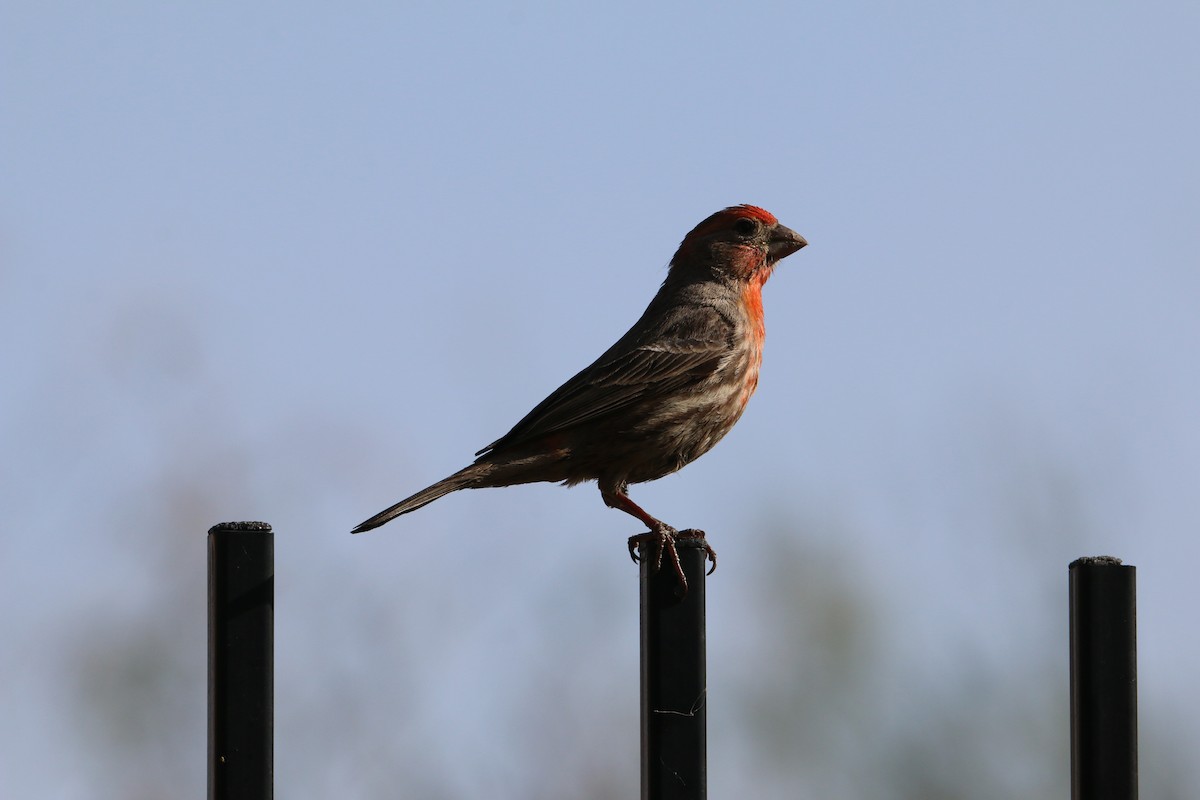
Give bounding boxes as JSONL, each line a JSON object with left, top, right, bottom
{"left": 738, "top": 280, "right": 767, "bottom": 409}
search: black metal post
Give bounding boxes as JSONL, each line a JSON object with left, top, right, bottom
{"left": 639, "top": 538, "right": 707, "bottom": 800}
{"left": 1069, "top": 555, "right": 1137, "bottom": 800}
{"left": 208, "top": 521, "right": 274, "bottom": 800}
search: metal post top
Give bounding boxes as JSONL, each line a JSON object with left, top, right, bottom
{"left": 208, "top": 521, "right": 273, "bottom": 534}
{"left": 1069, "top": 555, "right": 1126, "bottom": 569}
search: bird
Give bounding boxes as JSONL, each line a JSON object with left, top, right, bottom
{"left": 353, "top": 204, "right": 806, "bottom": 590}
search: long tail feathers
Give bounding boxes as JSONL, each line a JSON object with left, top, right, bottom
{"left": 351, "top": 464, "right": 485, "bottom": 533}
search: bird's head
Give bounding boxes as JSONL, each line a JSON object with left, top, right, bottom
{"left": 670, "top": 205, "right": 807, "bottom": 283}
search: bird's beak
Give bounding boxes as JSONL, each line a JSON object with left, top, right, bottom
{"left": 768, "top": 225, "right": 807, "bottom": 262}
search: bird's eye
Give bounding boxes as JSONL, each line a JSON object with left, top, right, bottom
{"left": 733, "top": 218, "right": 758, "bottom": 236}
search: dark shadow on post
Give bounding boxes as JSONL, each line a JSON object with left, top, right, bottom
{"left": 1069, "top": 555, "right": 1137, "bottom": 800}
{"left": 208, "top": 521, "right": 274, "bottom": 800}
{"left": 640, "top": 538, "right": 707, "bottom": 800}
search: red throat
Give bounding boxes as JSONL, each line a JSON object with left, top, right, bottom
{"left": 743, "top": 267, "right": 770, "bottom": 329}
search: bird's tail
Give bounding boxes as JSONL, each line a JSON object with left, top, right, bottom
{"left": 351, "top": 463, "right": 490, "bottom": 533}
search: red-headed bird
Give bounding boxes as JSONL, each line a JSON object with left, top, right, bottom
{"left": 353, "top": 205, "right": 807, "bottom": 588}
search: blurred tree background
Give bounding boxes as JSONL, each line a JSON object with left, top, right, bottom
{"left": 4, "top": 2, "right": 1198, "bottom": 798}
{"left": 9, "top": 299, "right": 1189, "bottom": 797}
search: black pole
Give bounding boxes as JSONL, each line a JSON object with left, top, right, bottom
{"left": 639, "top": 538, "right": 707, "bottom": 800}
{"left": 208, "top": 521, "right": 274, "bottom": 800}
{"left": 1069, "top": 555, "right": 1137, "bottom": 800}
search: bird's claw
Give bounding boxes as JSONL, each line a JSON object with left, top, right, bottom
{"left": 627, "top": 526, "right": 717, "bottom": 594}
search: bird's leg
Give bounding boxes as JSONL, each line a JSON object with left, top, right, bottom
{"left": 601, "top": 489, "right": 717, "bottom": 592}
{"left": 600, "top": 489, "right": 674, "bottom": 565}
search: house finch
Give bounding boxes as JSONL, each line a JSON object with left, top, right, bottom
{"left": 353, "top": 204, "right": 806, "bottom": 590}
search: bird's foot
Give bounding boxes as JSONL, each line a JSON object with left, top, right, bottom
{"left": 627, "top": 526, "right": 717, "bottom": 594}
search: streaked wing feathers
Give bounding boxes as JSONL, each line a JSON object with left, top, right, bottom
{"left": 475, "top": 305, "right": 732, "bottom": 458}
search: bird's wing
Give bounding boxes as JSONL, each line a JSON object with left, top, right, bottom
{"left": 475, "top": 303, "right": 734, "bottom": 458}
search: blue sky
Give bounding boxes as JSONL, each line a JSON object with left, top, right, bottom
{"left": 3, "top": 2, "right": 1198, "bottom": 796}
